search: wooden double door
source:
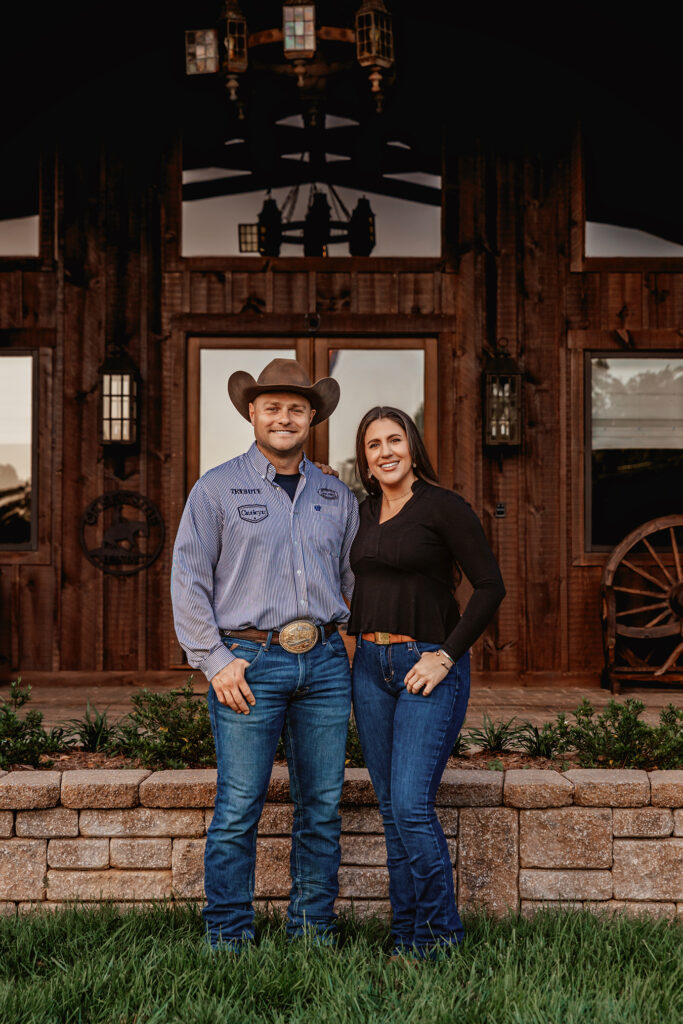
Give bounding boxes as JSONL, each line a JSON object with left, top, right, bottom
{"left": 186, "top": 336, "right": 438, "bottom": 493}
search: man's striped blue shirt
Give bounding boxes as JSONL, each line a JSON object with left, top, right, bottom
{"left": 171, "top": 442, "right": 359, "bottom": 681}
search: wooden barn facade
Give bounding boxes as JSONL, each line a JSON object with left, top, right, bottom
{"left": 1, "top": 4, "right": 682, "bottom": 688}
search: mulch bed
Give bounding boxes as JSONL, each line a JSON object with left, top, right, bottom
{"left": 9, "top": 752, "right": 148, "bottom": 772}
{"left": 448, "top": 751, "right": 581, "bottom": 771}
{"left": 6, "top": 750, "right": 581, "bottom": 772}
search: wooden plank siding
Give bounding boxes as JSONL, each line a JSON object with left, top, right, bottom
{"left": 1, "top": 129, "right": 682, "bottom": 685}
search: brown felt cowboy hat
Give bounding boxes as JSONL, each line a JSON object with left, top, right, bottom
{"left": 228, "top": 358, "right": 340, "bottom": 424}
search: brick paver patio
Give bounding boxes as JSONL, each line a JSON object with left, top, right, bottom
{"left": 5, "top": 673, "right": 680, "bottom": 730}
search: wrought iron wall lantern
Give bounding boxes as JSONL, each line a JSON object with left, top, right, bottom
{"left": 239, "top": 183, "right": 375, "bottom": 257}
{"left": 98, "top": 348, "right": 141, "bottom": 479}
{"left": 185, "top": 0, "right": 395, "bottom": 115}
{"left": 482, "top": 339, "right": 523, "bottom": 455}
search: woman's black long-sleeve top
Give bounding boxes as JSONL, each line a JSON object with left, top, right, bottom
{"left": 346, "top": 479, "right": 506, "bottom": 664}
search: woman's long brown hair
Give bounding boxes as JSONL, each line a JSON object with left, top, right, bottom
{"left": 355, "top": 406, "right": 439, "bottom": 497}
{"left": 355, "top": 406, "right": 461, "bottom": 595}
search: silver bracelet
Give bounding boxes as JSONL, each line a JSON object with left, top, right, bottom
{"left": 436, "top": 649, "right": 454, "bottom": 670}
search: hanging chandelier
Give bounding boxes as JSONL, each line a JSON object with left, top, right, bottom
{"left": 239, "top": 183, "right": 375, "bottom": 257}
{"left": 185, "top": 1, "right": 396, "bottom": 116}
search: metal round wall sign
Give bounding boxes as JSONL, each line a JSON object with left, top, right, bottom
{"left": 80, "top": 491, "right": 165, "bottom": 576}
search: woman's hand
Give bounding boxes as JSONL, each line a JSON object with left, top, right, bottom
{"left": 404, "top": 652, "right": 450, "bottom": 696}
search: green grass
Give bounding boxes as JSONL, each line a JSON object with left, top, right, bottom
{"left": 1, "top": 906, "right": 681, "bottom": 1024}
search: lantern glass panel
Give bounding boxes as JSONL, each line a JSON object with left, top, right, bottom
{"left": 283, "top": 5, "right": 316, "bottom": 56}
{"left": 356, "top": 7, "right": 393, "bottom": 67}
{"left": 485, "top": 374, "right": 521, "bottom": 445}
{"left": 238, "top": 223, "right": 259, "bottom": 252}
{"left": 185, "top": 29, "right": 220, "bottom": 74}
{"left": 102, "top": 372, "right": 137, "bottom": 446}
{"left": 226, "top": 18, "right": 248, "bottom": 72}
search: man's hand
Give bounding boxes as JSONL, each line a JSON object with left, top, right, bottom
{"left": 313, "top": 461, "right": 340, "bottom": 477}
{"left": 211, "top": 660, "right": 256, "bottom": 714}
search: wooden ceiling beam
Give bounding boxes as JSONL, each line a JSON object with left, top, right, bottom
{"left": 182, "top": 163, "right": 441, "bottom": 206}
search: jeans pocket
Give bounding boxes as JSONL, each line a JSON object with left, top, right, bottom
{"left": 414, "top": 641, "right": 439, "bottom": 656}
{"left": 222, "top": 640, "right": 265, "bottom": 672}
{"left": 325, "top": 632, "right": 349, "bottom": 659}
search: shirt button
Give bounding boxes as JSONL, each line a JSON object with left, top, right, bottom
{"left": 300, "top": 600, "right": 305, "bottom": 605}
{"left": 297, "top": 570, "right": 302, "bottom": 575}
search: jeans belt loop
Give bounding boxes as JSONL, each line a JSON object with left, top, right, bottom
{"left": 264, "top": 629, "right": 273, "bottom": 651}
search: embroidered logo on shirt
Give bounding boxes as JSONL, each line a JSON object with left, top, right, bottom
{"left": 238, "top": 504, "right": 269, "bottom": 523}
{"left": 318, "top": 488, "right": 339, "bottom": 501}
{"left": 231, "top": 488, "right": 262, "bottom": 494}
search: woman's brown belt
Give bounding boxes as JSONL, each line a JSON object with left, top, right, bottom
{"left": 361, "top": 632, "right": 415, "bottom": 644}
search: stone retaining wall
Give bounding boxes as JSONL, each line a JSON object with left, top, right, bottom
{"left": 1, "top": 767, "right": 682, "bottom": 920}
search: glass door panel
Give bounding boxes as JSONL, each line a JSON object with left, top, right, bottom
{"left": 313, "top": 338, "right": 438, "bottom": 496}
{"left": 199, "top": 347, "right": 296, "bottom": 475}
{"left": 187, "top": 338, "right": 309, "bottom": 489}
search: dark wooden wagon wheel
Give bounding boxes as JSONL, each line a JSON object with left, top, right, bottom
{"left": 601, "top": 514, "right": 683, "bottom": 693}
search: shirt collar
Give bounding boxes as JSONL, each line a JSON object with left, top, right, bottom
{"left": 247, "top": 441, "right": 308, "bottom": 481}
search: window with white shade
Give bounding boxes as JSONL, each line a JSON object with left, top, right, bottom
{"left": 587, "top": 355, "right": 683, "bottom": 549}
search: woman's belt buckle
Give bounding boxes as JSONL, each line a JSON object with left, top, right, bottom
{"left": 374, "top": 632, "right": 392, "bottom": 645}
{"left": 279, "top": 618, "right": 319, "bottom": 654}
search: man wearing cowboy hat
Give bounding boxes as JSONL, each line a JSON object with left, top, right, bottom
{"left": 172, "top": 357, "right": 359, "bottom": 951}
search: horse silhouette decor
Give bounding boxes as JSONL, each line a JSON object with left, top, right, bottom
{"left": 80, "top": 491, "right": 165, "bottom": 576}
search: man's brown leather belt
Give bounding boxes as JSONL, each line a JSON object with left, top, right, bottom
{"left": 220, "top": 620, "right": 337, "bottom": 654}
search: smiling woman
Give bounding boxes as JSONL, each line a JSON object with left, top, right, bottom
{"left": 346, "top": 404, "right": 505, "bottom": 958}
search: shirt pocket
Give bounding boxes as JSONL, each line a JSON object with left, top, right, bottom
{"left": 308, "top": 502, "right": 344, "bottom": 553}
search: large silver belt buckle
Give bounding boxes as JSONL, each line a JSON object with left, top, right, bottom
{"left": 279, "top": 619, "right": 319, "bottom": 654}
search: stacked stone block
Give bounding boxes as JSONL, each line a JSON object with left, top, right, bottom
{"left": 0, "top": 766, "right": 682, "bottom": 920}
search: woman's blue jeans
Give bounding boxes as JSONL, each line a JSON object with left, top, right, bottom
{"left": 203, "top": 630, "right": 351, "bottom": 948}
{"left": 352, "top": 637, "right": 470, "bottom": 955}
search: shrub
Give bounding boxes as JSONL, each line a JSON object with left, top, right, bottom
{"left": 450, "top": 732, "right": 471, "bottom": 757}
{"left": 465, "top": 714, "right": 524, "bottom": 753}
{"left": 345, "top": 714, "right": 366, "bottom": 768}
{"left": 650, "top": 703, "right": 683, "bottom": 770}
{"left": 517, "top": 720, "right": 572, "bottom": 759}
{"left": 64, "top": 701, "right": 117, "bottom": 753}
{"left": 113, "top": 678, "right": 215, "bottom": 769}
{"left": 565, "top": 698, "right": 683, "bottom": 770}
{"left": 0, "top": 679, "right": 70, "bottom": 769}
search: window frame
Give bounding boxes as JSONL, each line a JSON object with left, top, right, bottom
{"left": 570, "top": 127, "right": 683, "bottom": 274}
{"left": 583, "top": 347, "right": 683, "bottom": 554}
{"left": 0, "top": 153, "right": 55, "bottom": 269}
{"left": 0, "top": 349, "right": 39, "bottom": 553}
{"left": 167, "top": 135, "right": 445, "bottom": 270}
{"left": 312, "top": 335, "right": 439, "bottom": 475}
{"left": 568, "top": 330, "right": 683, "bottom": 566}
{"left": 186, "top": 336, "right": 311, "bottom": 489}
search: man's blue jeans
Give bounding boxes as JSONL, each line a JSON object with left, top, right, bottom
{"left": 203, "top": 630, "right": 351, "bottom": 948}
{"left": 352, "top": 637, "right": 470, "bottom": 955}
